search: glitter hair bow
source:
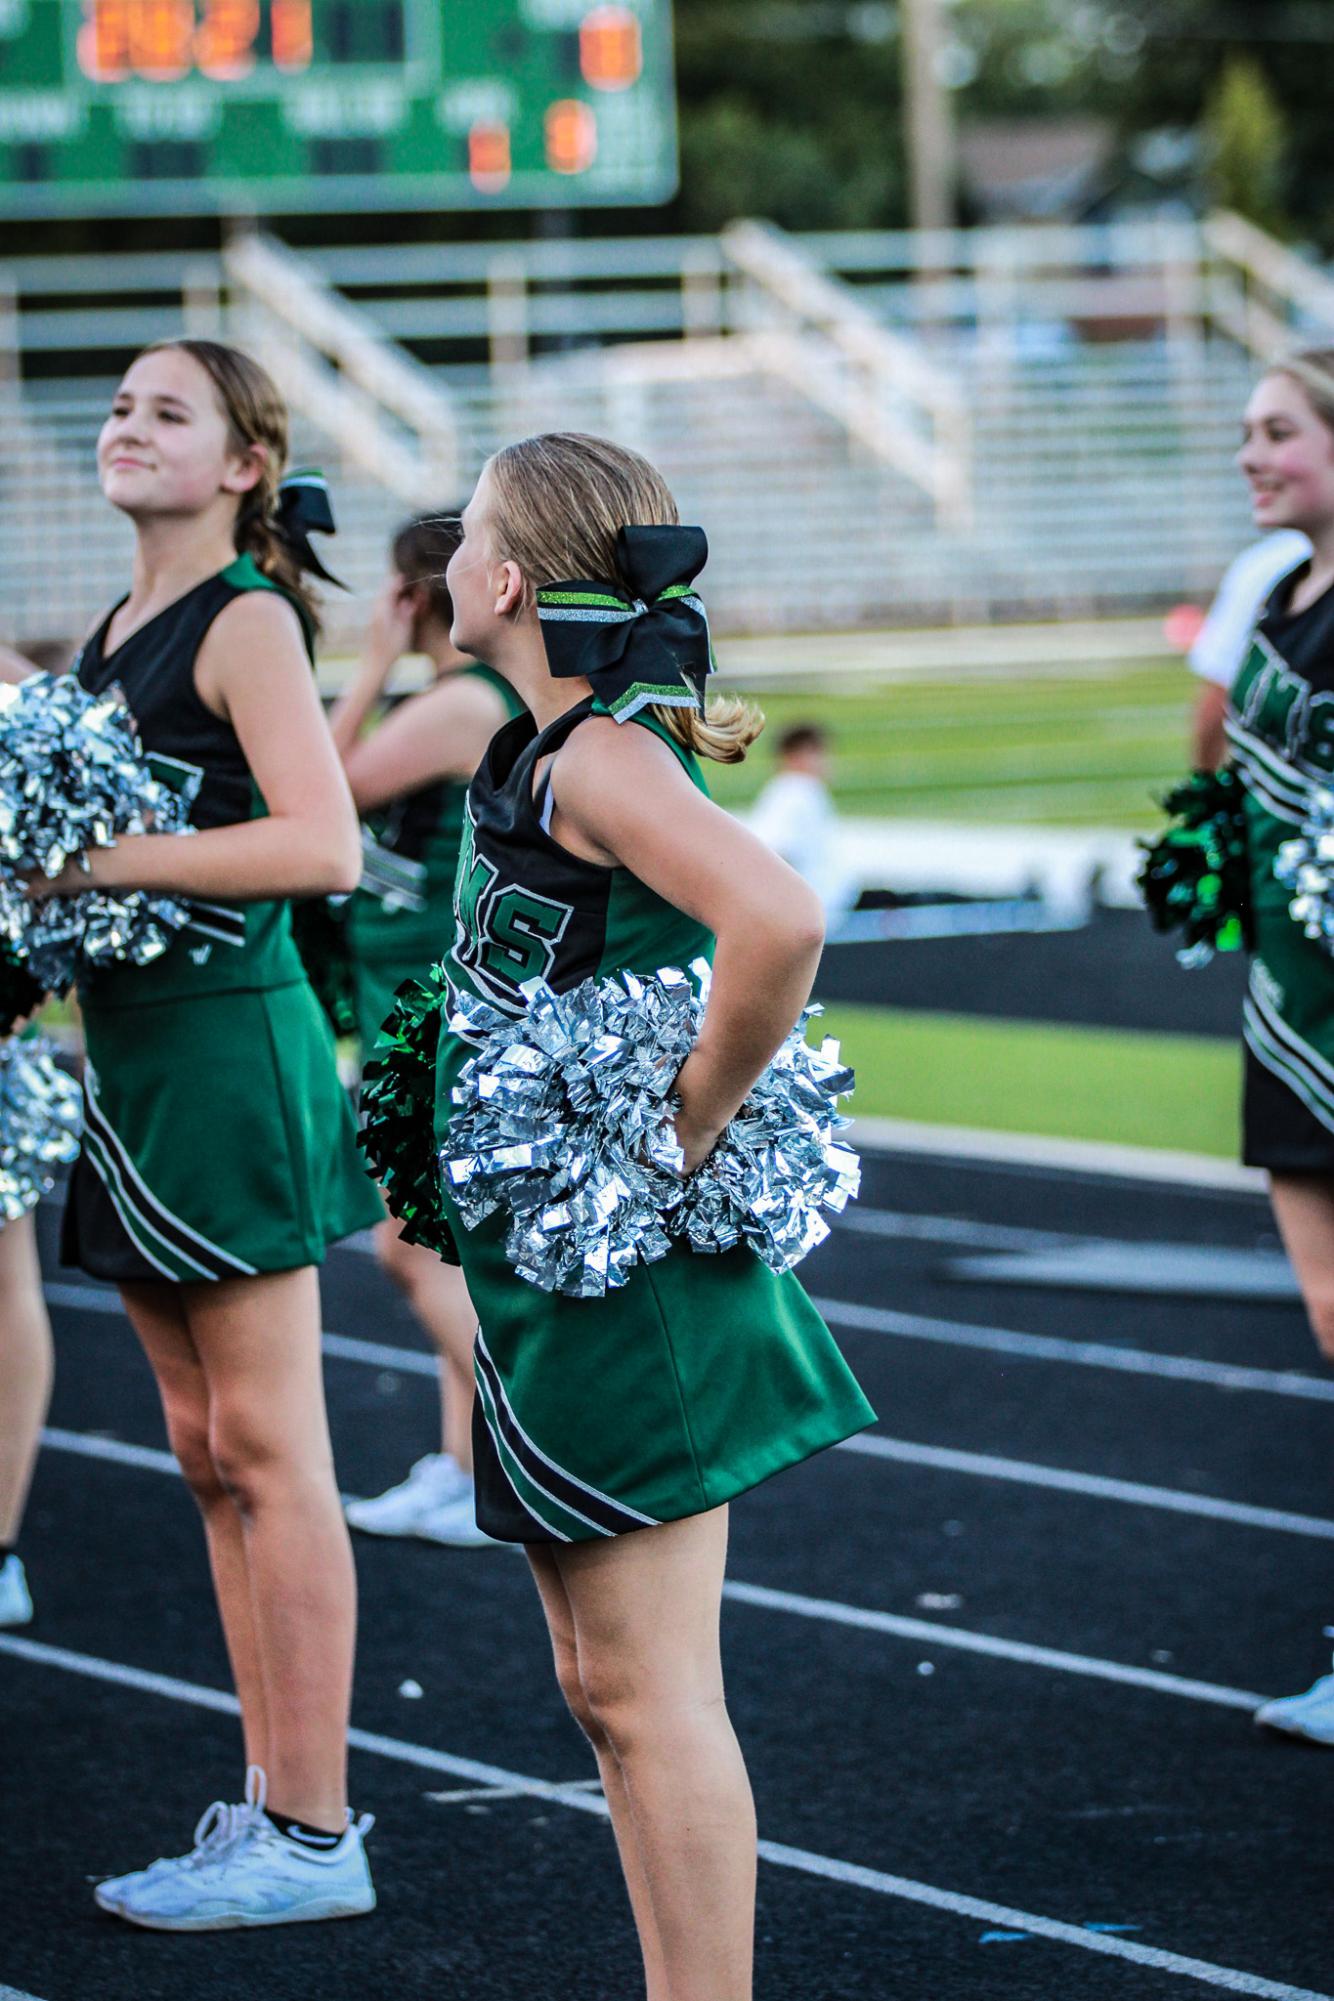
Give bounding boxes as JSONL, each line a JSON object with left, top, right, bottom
{"left": 274, "top": 468, "right": 345, "bottom": 588}
{"left": 535, "top": 525, "right": 716, "bottom": 725}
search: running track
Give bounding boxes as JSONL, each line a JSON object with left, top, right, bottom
{"left": 4, "top": 1143, "right": 1331, "bottom": 2001}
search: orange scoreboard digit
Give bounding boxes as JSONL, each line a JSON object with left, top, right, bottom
{"left": 0, "top": 1, "right": 678, "bottom": 214}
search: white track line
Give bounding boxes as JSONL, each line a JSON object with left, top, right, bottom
{"left": 810, "top": 1295, "right": 1334, "bottom": 1404}
{"left": 720, "top": 1582, "right": 1265, "bottom": 1710}
{"left": 33, "top": 1426, "right": 1274, "bottom": 1711}
{"left": 44, "top": 1295, "right": 1334, "bottom": 1535}
{"left": 49, "top": 1278, "right": 1334, "bottom": 1407}
{"left": 845, "top": 1117, "right": 1268, "bottom": 1191}
{"left": 0, "top": 1633, "right": 1325, "bottom": 2001}
{"left": 836, "top": 1208, "right": 1097, "bottom": 1252}
{"left": 843, "top": 1435, "right": 1334, "bottom": 1539}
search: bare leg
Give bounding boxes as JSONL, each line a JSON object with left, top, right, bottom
{"left": 0, "top": 1212, "right": 52, "bottom": 1545}
{"left": 550, "top": 1508, "right": 755, "bottom": 2001}
{"left": 121, "top": 1280, "right": 270, "bottom": 1775}
{"left": 527, "top": 1544, "right": 670, "bottom": 2001}
{"left": 184, "top": 1266, "right": 354, "bottom": 1831}
{"left": 1268, "top": 1174, "right": 1334, "bottom": 1364}
{"left": 376, "top": 1220, "right": 477, "bottom": 1470}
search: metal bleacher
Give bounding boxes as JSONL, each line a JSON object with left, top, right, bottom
{"left": 0, "top": 211, "right": 1326, "bottom": 651}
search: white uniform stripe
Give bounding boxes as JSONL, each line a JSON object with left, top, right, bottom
{"left": 476, "top": 1329, "right": 661, "bottom": 1527}
{"left": 1225, "top": 725, "right": 1309, "bottom": 808}
{"left": 78, "top": 1129, "right": 199, "bottom": 1281}
{"left": 2, "top": 1633, "right": 1329, "bottom": 2001}
{"left": 83, "top": 1068, "right": 257, "bottom": 1275}
{"left": 182, "top": 916, "right": 246, "bottom": 948}
{"left": 472, "top": 1366, "right": 575, "bottom": 1542}
{"left": 1246, "top": 981, "right": 1334, "bottom": 1096}
{"left": 1243, "top": 1008, "right": 1334, "bottom": 1135}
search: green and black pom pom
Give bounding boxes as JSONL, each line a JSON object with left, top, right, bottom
{"left": 356, "top": 964, "right": 458, "bottom": 1262}
{"left": 1138, "top": 767, "right": 1251, "bottom": 966}
{"left": 289, "top": 895, "right": 358, "bottom": 1043}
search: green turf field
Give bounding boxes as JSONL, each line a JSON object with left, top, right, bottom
{"left": 710, "top": 659, "right": 1191, "bottom": 829}
{"left": 817, "top": 1004, "right": 1240, "bottom": 1157}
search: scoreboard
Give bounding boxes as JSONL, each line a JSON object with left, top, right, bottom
{"left": 0, "top": 0, "right": 678, "bottom": 213}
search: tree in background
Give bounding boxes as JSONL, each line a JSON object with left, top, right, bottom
{"left": 669, "top": 0, "right": 1334, "bottom": 244}
{"left": 1203, "top": 54, "right": 1289, "bottom": 235}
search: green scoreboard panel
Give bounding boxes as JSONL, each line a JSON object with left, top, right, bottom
{"left": 0, "top": 0, "right": 678, "bottom": 214}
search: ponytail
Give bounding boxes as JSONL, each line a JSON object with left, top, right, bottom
{"left": 651, "top": 694, "right": 764, "bottom": 764}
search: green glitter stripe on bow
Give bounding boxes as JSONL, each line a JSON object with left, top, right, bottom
{"left": 533, "top": 525, "right": 716, "bottom": 723}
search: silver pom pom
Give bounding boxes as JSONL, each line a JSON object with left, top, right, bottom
{"left": 0, "top": 1032, "right": 81, "bottom": 1223}
{"left": 1275, "top": 791, "right": 1334, "bottom": 949}
{"left": 442, "top": 961, "right": 859, "bottom": 1298}
{"left": 0, "top": 673, "right": 198, "bottom": 991}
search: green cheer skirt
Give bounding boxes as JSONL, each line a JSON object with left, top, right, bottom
{"left": 62, "top": 978, "right": 384, "bottom": 1284}
{"left": 434, "top": 1033, "right": 877, "bottom": 1545}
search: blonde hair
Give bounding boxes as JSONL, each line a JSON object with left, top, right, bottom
{"left": 485, "top": 431, "right": 761, "bottom": 763}
{"left": 1267, "top": 347, "right": 1334, "bottom": 436}
{"left": 141, "top": 338, "right": 321, "bottom": 637}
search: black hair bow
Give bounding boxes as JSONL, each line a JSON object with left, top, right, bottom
{"left": 535, "top": 525, "right": 715, "bottom": 724}
{"left": 275, "top": 469, "right": 346, "bottom": 589}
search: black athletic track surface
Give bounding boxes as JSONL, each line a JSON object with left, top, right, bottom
{"left": 819, "top": 908, "right": 1248, "bottom": 1037}
{"left": 4, "top": 1147, "right": 1332, "bottom": 2001}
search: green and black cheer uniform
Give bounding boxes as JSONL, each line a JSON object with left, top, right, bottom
{"left": 1228, "top": 568, "right": 1334, "bottom": 1169}
{"left": 60, "top": 555, "right": 383, "bottom": 1283}
{"left": 433, "top": 696, "right": 876, "bottom": 1544}
{"left": 344, "top": 665, "right": 523, "bottom": 1054}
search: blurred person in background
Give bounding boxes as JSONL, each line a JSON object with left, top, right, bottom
{"left": 1185, "top": 531, "right": 1311, "bottom": 769}
{"left": 1224, "top": 350, "right": 1334, "bottom": 1747}
{"left": 330, "top": 514, "right": 523, "bottom": 1548}
{"left": 747, "top": 721, "right": 858, "bottom": 923}
{"left": 0, "top": 638, "right": 57, "bottom": 1633}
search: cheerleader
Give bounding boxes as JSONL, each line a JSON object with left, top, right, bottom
{"left": 1225, "top": 349, "right": 1334, "bottom": 1747}
{"left": 0, "top": 649, "right": 54, "bottom": 1634}
{"left": 35, "top": 339, "right": 383, "bottom": 1925}
{"left": 330, "top": 515, "right": 521, "bottom": 1546}
{"left": 365, "top": 432, "right": 874, "bottom": 1998}
{"left": 0, "top": 1201, "right": 52, "bottom": 1631}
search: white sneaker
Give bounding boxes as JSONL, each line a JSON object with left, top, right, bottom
{"left": 94, "top": 1765, "right": 268, "bottom": 1915}
{"left": 116, "top": 1807, "right": 376, "bottom": 1931}
{"left": 413, "top": 1484, "right": 502, "bottom": 1547}
{"left": 0, "top": 1554, "right": 32, "bottom": 1628}
{"left": 344, "top": 1453, "right": 468, "bottom": 1538}
{"left": 1255, "top": 1649, "right": 1334, "bottom": 1747}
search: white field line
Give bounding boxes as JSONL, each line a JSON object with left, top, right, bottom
{"left": 34, "top": 1426, "right": 1274, "bottom": 1711}
{"left": 1, "top": 1632, "right": 1327, "bottom": 2001}
{"left": 47, "top": 1295, "right": 1334, "bottom": 1532}
{"left": 45, "top": 1290, "right": 1334, "bottom": 1528}
{"left": 720, "top": 1582, "right": 1265, "bottom": 1710}
{"left": 45, "top": 1276, "right": 1334, "bottom": 1407}
{"left": 843, "top": 1435, "right": 1334, "bottom": 1540}
{"left": 809, "top": 1295, "right": 1334, "bottom": 1405}
{"left": 845, "top": 1117, "right": 1267, "bottom": 1191}
{"left": 835, "top": 1209, "right": 1092, "bottom": 1252}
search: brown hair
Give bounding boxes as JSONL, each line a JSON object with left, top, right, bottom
{"left": 140, "top": 337, "right": 321, "bottom": 637}
{"left": 391, "top": 511, "right": 463, "bottom": 622}
{"left": 1267, "top": 347, "right": 1334, "bottom": 436}
{"left": 484, "top": 431, "right": 761, "bottom": 763}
